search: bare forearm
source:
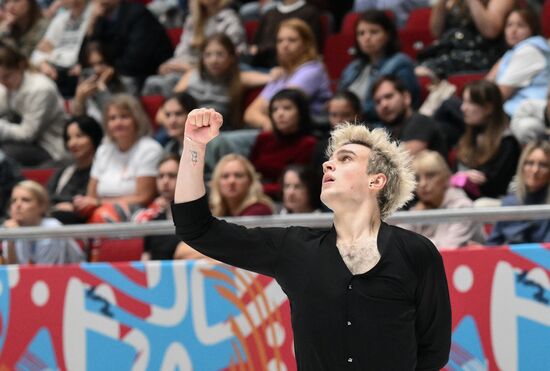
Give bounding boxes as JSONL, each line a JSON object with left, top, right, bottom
{"left": 430, "top": 0, "right": 447, "bottom": 37}
{"left": 174, "top": 137, "right": 206, "bottom": 203}
{"left": 466, "top": 0, "right": 511, "bottom": 39}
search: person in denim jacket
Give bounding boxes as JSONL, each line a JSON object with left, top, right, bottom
{"left": 338, "top": 9, "right": 419, "bottom": 123}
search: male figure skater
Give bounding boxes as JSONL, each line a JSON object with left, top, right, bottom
{"left": 172, "top": 108, "right": 451, "bottom": 370}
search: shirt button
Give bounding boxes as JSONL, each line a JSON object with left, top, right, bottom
{"left": 347, "top": 321, "right": 352, "bottom": 326}
{"left": 347, "top": 357, "right": 353, "bottom": 363}
{"left": 348, "top": 284, "right": 352, "bottom": 290}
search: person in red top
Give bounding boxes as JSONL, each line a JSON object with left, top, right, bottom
{"left": 209, "top": 153, "right": 274, "bottom": 217}
{"left": 249, "top": 88, "right": 317, "bottom": 198}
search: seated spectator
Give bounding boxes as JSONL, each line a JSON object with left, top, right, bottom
{"left": 399, "top": 150, "right": 484, "bottom": 249}
{"left": 0, "top": 0, "right": 49, "bottom": 57}
{"left": 338, "top": 9, "right": 419, "bottom": 122}
{"left": 486, "top": 140, "right": 550, "bottom": 245}
{"left": 71, "top": 41, "right": 131, "bottom": 122}
{"left": 209, "top": 153, "right": 274, "bottom": 217}
{"left": 416, "top": 0, "right": 514, "bottom": 80}
{"left": 142, "top": 0, "right": 246, "bottom": 96}
{"left": 311, "top": 90, "right": 362, "bottom": 178}
{"left": 485, "top": 7, "right": 550, "bottom": 117}
{"left": 0, "top": 149, "right": 23, "bottom": 220}
{"left": 1, "top": 180, "right": 85, "bottom": 264}
{"left": 247, "top": 0, "right": 323, "bottom": 70}
{"left": 454, "top": 80, "right": 521, "bottom": 200}
{"left": 157, "top": 91, "right": 198, "bottom": 157}
{"left": 47, "top": 115, "right": 103, "bottom": 224}
{"left": 279, "top": 164, "right": 322, "bottom": 214}
{"left": 0, "top": 43, "right": 67, "bottom": 167}
{"left": 372, "top": 75, "right": 447, "bottom": 157}
{"left": 133, "top": 153, "right": 183, "bottom": 260}
{"left": 353, "top": 0, "right": 430, "bottom": 28}
{"left": 30, "top": 0, "right": 92, "bottom": 97}
{"left": 85, "top": 0, "right": 173, "bottom": 91}
{"left": 249, "top": 88, "right": 317, "bottom": 197}
{"left": 73, "top": 94, "right": 163, "bottom": 222}
{"left": 174, "top": 33, "right": 270, "bottom": 130}
{"left": 510, "top": 89, "right": 550, "bottom": 146}
{"left": 244, "top": 18, "right": 332, "bottom": 130}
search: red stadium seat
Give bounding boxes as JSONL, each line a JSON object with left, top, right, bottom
{"left": 140, "top": 95, "right": 166, "bottom": 132}
{"left": 340, "top": 12, "right": 360, "bottom": 35}
{"left": 166, "top": 27, "right": 183, "bottom": 48}
{"left": 542, "top": 1, "right": 550, "bottom": 38}
{"left": 399, "top": 8, "right": 434, "bottom": 60}
{"left": 323, "top": 33, "right": 355, "bottom": 83}
{"left": 244, "top": 86, "right": 263, "bottom": 110}
{"left": 244, "top": 19, "right": 259, "bottom": 44}
{"left": 403, "top": 7, "right": 432, "bottom": 33}
{"left": 21, "top": 168, "right": 57, "bottom": 186}
{"left": 91, "top": 238, "right": 144, "bottom": 262}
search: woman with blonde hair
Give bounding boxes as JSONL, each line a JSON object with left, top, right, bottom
{"left": 486, "top": 140, "right": 550, "bottom": 245}
{"left": 1, "top": 180, "right": 85, "bottom": 264}
{"left": 244, "top": 17, "right": 332, "bottom": 130}
{"left": 399, "top": 150, "right": 484, "bottom": 249}
{"left": 209, "top": 153, "right": 274, "bottom": 217}
{"left": 141, "top": 0, "right": 246, "bottom": 96}
{"left": 73, "top": 94, "right": 163, "bottom": 223}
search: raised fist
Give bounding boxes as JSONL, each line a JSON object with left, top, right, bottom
{"left": 184, "top": 108, "right": 223, "bottom": 145}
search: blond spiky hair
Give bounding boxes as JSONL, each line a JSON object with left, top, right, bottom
{"left": 326, "top": 123, "right": 416, "bottom": 219}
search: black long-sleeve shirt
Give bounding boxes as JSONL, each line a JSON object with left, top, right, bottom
{"left": 172, "top": 195, "right": 451, "bottom": 370}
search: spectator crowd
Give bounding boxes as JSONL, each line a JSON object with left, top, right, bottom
{"left": 1, "top": 0, "right": 550, "bottom": 264}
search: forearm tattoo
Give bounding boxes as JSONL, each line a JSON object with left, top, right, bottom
{"left": 190, "top": 150, "right": 199, "bottom": 165}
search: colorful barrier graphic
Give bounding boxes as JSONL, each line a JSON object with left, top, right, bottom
{"left": 0, "top": 244, "right": 549, "bottom": 370}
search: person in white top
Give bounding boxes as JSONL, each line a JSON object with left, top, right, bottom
{"left": 31, "top": 0, "right": 92, "bottom": 96}
{"left": 73, "top": 94, "right": 163, "bottom": 222}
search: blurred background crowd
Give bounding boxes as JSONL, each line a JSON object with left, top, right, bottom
{"left": 1, "top": 0, "right": 550, "bottom": 264}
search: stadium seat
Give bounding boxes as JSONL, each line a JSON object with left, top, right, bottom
{"left": 543, "top": 1, "right": 550, "bottom": 38}
{"left": 403, "top": 7, "right": 432, "bottom": 33}
{"left": 340, "top": 12, "right": 360, "bottom": 35}
{"left": 91, "top": 238, "right": 144, "bottom": 262}
{"left": 244, "top": 86, "right": 263, "bottom": 110}
{"left": 140, "top": 95, "right": 166, "bottom": 132}
{"left": 166, "top": 27, "right": 183, "bottom": 48}
{"left": 323, "top": 33, "right": 355, "bottom": 84}
{"left": 448, "top": 72, "right": 486, "bottom": 97}
{"left": 21, "top": 168, "right": 57, "bottom": 186}
{"left": 244, "top": 19, "right": 259, "bottom": 44}
{"left": 399, "top": 8, "right": 434, "bottom": 60}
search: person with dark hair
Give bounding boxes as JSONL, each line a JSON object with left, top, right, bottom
{"left": 454, "top": 80, "right": 521, "bottom": 200}
{"left": 47, "top": 115, "right": 103, "bottom": 224}
{"left": 249, "top": 88, "right": 317, "bottom": 197}
{"left": 0, "top": 0, "right": 49, "bottom": 57}
{"left": 133, "top": 153, "right": 182, "bottom": 260}
{"left": 338, "top": 9, "right": 419, "bottom": 122}
{"left": 372, "top": 75, "right": 447, "bottom": 157}
{"left": 0, "top": 42, "right": 67, "bottom": 166}
{"left": 72, "top": 41, "right": 130, "bottom": 122}
{"left": 171, "top": 107, "right": 451, "bottom": 370}
{"left": 485, "top": 7, "right": 550, "bottom": 117}
{"left": 0, "top": 149, "right": 23, "bottom": 220}
{"left": 311, "top": 90, "right": 362, "bottom": 179}
{"left": 85, "top": 0, "right": 173, "bottom": 90}
{"left": 280, "top": 164, "right": 322, "bottom": 214}
{"left": 155, "top": 91, "right": 198, "bottom": 157}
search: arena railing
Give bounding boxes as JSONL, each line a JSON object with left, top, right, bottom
{"left": 1, "top": 204, "right": 550, "bottom": 240}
